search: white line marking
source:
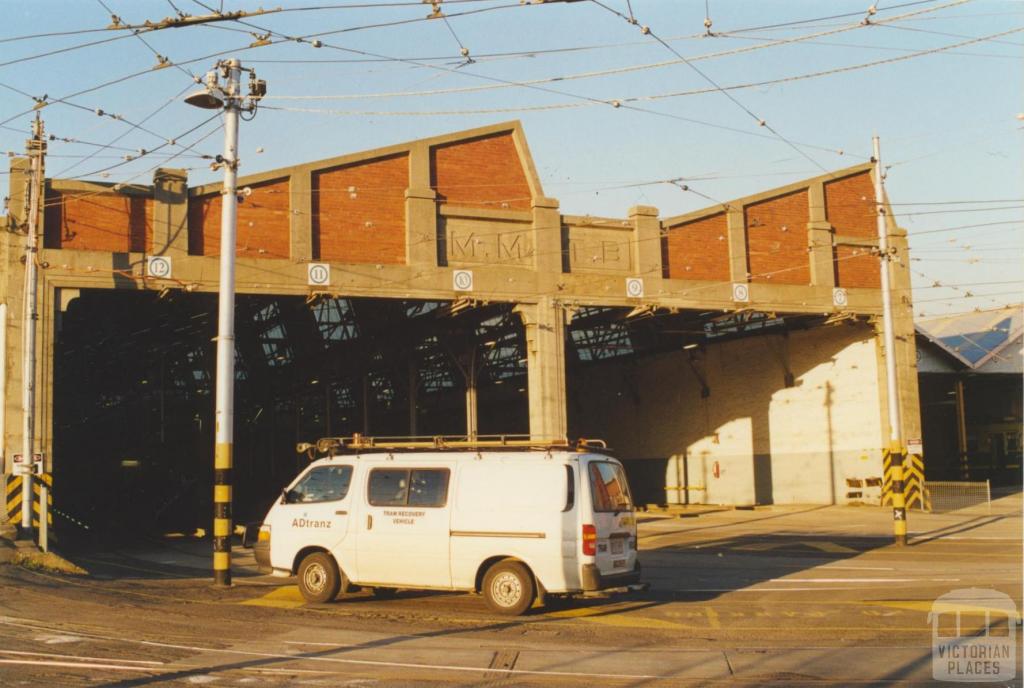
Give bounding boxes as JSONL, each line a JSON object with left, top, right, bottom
{"left": 0, "top": 649, "right": 163, "bottom": 665}
{"left": 821, "top": 566, "right": 895, "bottom": 571}
{"left": 0, "top": 658, "right": 153, "bottom": 671}
{"left": 768, "top": 578, "right": 961, "bottom": 584}
{"left": 0, "top": 617, "right": 664, "bottom": 681}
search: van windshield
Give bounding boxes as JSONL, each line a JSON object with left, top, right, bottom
{"left": 588, "top": 461, "right": 633, "bottom": 512}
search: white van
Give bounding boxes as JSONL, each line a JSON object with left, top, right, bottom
{"left": 254, "top": 435, "right": 641, "bottom": 615}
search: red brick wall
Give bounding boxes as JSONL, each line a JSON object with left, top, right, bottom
{"left": 188, "top": 178, "right": 290, "bottom": 258}
{"left": 835, "top": 245, "right": 880, "bottom": 288}
{"left": 662, "top": 213, "right": 730, "bottom": 280}
{"left": 431, "top": 133, "right": 532, "bottom": 210}
{"left": 745, "top": 190, "right": 810, "bottom": 285}
{"left": 44, "top": 192, "right": 152, "bottom": 252}
{"left": 312, "top": 154, "right": 408, "bottom": 264}
{"left": 824, "top": 171, "right": 875, "bottom": 238}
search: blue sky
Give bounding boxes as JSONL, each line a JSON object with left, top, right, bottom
{"left": 1, "top": 0, "right": 1021, "bottom": 318}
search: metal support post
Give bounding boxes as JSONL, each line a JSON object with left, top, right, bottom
{"left": 20, "top": 116, "right": 44, "bottom": 534}
{"left": 211, "top": 60, "right": 241, "bottom": 587}
{"left": 186, "top": 58, "right": 265, "bottom": 585}
{"left": 874, "top": 136, "right": 907, "bottom": 546}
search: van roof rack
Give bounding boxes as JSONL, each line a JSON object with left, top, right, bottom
{"left": 296, "top": 434, "right": 610, "bottom": 456}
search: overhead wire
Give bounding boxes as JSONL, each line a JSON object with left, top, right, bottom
{"left": 587, "top": 0, "right": 835, "bottom": 177}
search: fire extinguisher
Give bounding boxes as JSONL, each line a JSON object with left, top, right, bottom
{"left": 712, "top": 461, "right": 720, "bottom": 479}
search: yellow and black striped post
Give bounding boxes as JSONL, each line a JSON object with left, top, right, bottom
{"left": 883, "top": 452, "right": 924, "bottom": 510}
{"left": 213, "top": 443, "right": 232, "bottom": 587}
{"left": 887, "top": 442, "right": 908, "bottom": 546}
{"left": 5, "top": 473, "right": 53, "bottom": 534}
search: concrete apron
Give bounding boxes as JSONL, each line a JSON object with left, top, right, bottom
{"left": 155, "top": 626, "right": 937, "bottom": 683}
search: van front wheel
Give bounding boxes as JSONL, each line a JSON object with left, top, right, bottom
{"left": 297, "top": 552, "right": 341, "bottom": 603}
{"left": 482, "top": 561, "right": 535, "bottom": 616}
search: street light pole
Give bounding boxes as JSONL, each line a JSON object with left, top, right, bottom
{"left": 185, "top": 59, "right": 265, "bottom": 586}
{"left": 212, "top": 60, "right": 241, "bottom": 587}
{"left": 873, "top": 135, "right": 907, "bottom": 546}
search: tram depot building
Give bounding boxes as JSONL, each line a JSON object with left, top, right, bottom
{"left": 1, "top": 122, "right": 924, "bottom": 537}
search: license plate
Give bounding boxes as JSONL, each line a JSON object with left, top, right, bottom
{"left": 611, "top": 539, "right": 624, "bottom": 555}
{"left": 613, "top": 559, "right": 626, "bottom": 569}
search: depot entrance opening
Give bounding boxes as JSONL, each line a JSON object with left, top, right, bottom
{"left": 52, "top": 289, "right": 527, "bottom": 544}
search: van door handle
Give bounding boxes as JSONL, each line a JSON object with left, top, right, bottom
{"left": 335, "top": 510, "right": 347, "bottom": 516}
{"left": 367, "top": 515, "right": 373, "bottom": 530}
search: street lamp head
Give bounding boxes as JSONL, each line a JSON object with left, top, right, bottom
{"left": 184, "top": 89, "right": 224, "bottom": 109}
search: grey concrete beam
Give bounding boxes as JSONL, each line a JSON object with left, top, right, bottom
{"left": 726, "top": 208, "right": 749, "bottom": 283}
{"left": 514, "top": 298, "right": 567, "bottom": 440}
{"left": 152, "top": 168, "right": 188, "bottom": 257}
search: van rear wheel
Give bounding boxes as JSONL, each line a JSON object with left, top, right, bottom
{"left": 297, "top": 552, "right": 341, "bottom": 603}
{"left": 482, "top": 561, "right": 534, "bottom": 616}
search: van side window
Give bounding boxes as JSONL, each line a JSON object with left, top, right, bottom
{"left": 368, "top": 469, "right": 408, "bottom": 506}
{"left": 588, "top": 461, "right": 633, "bottom": 512}
{"left": 409, "top": 469, "right": 449, "bottom": 507}
{"left": 287, "top": 465, "right": 353, "bottom": 503}
{"left": 368, "top": 468, "right": 450, "bottom": 508}
{"left": 563, "top": 465, "right": 575, "bottom": 512}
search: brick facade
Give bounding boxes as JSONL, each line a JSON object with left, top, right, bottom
{"left": 188, "top": 178, "right": 291, "bottom": 258}
{"left": 824, "top": 171, "right": 875, "bottom": 238}
{"left": 835, "top": 245, "right": 881, "bottom": 288}
{"left": 312, "top": 153, "right": 408, "bottom": 264}
{"left": 745, "top": 190, "right": 811, "bottom": 285}
{"left": 431, "top": 133, "right": 532, "bottom": 211}
{"left": 826, "top": 171, "right": 881, "bottom": 288}
{"left": 44, "top": 191, "right": 152, "bottom": 252}
{"left": 662, "top": 212, "right": 730, "bottom": 280}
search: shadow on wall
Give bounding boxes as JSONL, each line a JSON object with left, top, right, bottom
{"left": 568, "top": 322, "right": 877, "bottom": 507}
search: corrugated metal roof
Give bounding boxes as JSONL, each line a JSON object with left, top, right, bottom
{"left": 916, "top": 306, "right": 1023, "bottom": 371}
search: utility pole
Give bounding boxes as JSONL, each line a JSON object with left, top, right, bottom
{"left": 18, "top": 115, "right": 45, "bottom": 534}
{"left": 873, "top": 136, "right": 907, "bottom": 546}
{"left": 184, "top": 59, "right": 265, "bottom": 586}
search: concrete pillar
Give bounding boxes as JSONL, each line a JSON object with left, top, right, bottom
{"left": 806, "top": 183, "right": 835, "bottom": 287}
{"left": 629, "top": 205, "right": 662, "bottom": 278}
{"left": 514, "top": 298, "right": 567, "bottom": 440}
{"left": 2, "top": 160, "right": 28, "bottom": 477}
{"left": 531, "top": 196, "right": 562, "bottom": 273}
{"left": 152, "top": 168, "right": 188, "bottom": 256}
{"left": 889, "top": 221, "right": 922, "bottom": 449}
{"left": 290, "top": 169, "right": 313, "bottom": 261}
{"left": 406, "top": 143, "right": 438, "bottom": 267}
{"left": 726, "top": 207, "right": 748, "bottom": 282}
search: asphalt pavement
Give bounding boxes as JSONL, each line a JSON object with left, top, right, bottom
{"left": 0, "top": 492, "right": 1020, "bottom": 686}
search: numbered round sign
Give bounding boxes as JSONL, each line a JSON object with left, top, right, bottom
{"left": 146, "top": 256, "right": 172, "bottom": 279}
{"left": 307, "top": 263, "right": 331, "bottom": 287}
{"left": 832, "top": 287, "right": 849, "bottom": 307}
{"left": 625, "top": 277, "right": 644, "bottom": 298}
{"left": 453, "top": 269, "right": 474, "bottom": 292}
{"left": 731, "top": 283, "right": 750, "bottom": 302}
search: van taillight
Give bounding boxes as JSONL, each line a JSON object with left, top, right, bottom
{"left": 582, "top": 524, "right": 597, "bottom": 556}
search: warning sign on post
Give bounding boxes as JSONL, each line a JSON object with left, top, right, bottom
{"left": 11, "top": 453, "right": 42, "bottom": 476}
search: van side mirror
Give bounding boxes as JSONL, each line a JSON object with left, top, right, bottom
{"left": 281, "top": 488, "right": 293, "bottom": 504}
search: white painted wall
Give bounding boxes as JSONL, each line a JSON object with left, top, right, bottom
{"left": 571, "top": 323, "right": 886, "bottom": 505}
